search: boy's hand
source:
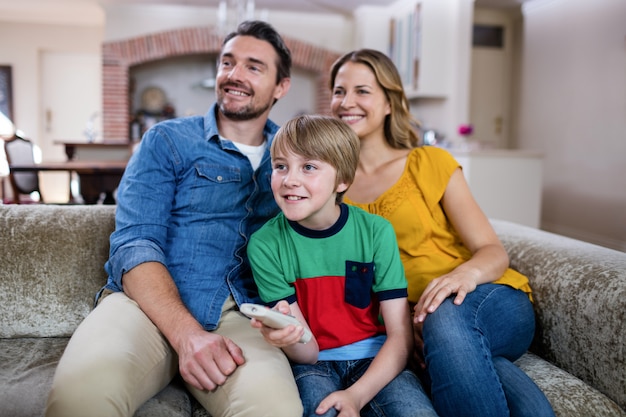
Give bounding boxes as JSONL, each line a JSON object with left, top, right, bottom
{"left": 316, "top": 390, "right": 361, "bottom": 416}
{"left": 249, "top": 300, "right": 308, "bottom": 347}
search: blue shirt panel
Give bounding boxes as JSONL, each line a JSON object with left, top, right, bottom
{"left": 318, "top": 334, "right": 387, "bottom": 361}
{"left": 103, "top": 103, "right": 280, "bottom": 330}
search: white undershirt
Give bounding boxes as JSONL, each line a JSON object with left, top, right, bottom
{"left": 224, "top": 137, "right": 267, "bottom": 171}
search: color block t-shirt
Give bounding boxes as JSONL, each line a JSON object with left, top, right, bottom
{"left": 248, "top": 204, "right": 407, "bottom": 352}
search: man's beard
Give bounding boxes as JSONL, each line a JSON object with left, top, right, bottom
{"left": 217, "top": 84, "right": 272, "bottom": 121}
{"left": 219, "top": 100, "right": 271, "bottom": 121}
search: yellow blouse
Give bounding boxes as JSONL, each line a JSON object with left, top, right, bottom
{"left": 345, "top": 146, "right": 531, "bottom": 303}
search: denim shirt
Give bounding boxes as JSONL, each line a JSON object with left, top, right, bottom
{"left": 102, "top": 103, "right": 280, "bottom": 330}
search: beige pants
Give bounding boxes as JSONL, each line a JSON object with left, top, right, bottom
{"left": 45, "top": 292, "right": 302, "bottom": 417}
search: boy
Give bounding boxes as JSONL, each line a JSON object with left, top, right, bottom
{"left": 247, "top": 115, "right": 436, "bottom": 416}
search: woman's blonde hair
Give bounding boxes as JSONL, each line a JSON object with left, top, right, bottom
{"left": 271, "top": 114, "right": 360, "bottom": 203}
{"left": 329, "top": 49, "right": 421, "bottom": 149}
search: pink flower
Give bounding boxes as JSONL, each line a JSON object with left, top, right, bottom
{"left": 458, "top": 124, "right": 473, "bottom": 136}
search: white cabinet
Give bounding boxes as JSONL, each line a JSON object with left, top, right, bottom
{"left": 386, "top": 0, "right": 455, "bottom": 98}
{"left": 354, "top": 0, "right": 460, "bottom": 99}
{"left": 449, "top": 149, "right": 543, "bottom": 228}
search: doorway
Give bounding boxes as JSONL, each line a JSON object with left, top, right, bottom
{"left": 40, "top": 51, "right": 101, "bottom": 202}
{"left": 469, "top": 7, "right": 520, "bottom": 149}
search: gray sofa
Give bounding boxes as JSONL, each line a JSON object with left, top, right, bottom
{"left": 1, "top": 204, "right": 624, "bottom": 417}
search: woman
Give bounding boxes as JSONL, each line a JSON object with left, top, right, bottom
{"left": 329, "top": 48, "right": 555, "bottom": 417}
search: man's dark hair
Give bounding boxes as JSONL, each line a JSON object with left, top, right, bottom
{"left": 222, "top": 20, "right": 292, "bottom": 83}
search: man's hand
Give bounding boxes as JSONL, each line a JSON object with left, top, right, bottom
{"left": 122, "top": 262, "right": 245, "bottom": 391}
{"left": 178, "top": 329, "right": 245, "bottom": 391}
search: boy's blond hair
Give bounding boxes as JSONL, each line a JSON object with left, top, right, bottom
{"left": 271, "top": 115, "right": 360, "bottom": 203}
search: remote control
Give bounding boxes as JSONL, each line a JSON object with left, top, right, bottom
{"left": 240, "top": 303, "right": 312, "bottom": 344}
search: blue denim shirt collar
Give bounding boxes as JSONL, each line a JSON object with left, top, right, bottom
{"left": 204, "top": 104, "right": 279, "bottom": 151}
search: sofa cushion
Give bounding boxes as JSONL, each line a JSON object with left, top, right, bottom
{"left": 0, "top": 337, "right": 65, "bottom": 417}
{"left": 516, "top": 352, "right": 626, "bottom": 417}
{"left": 3, "top": 336, "right": 622, "bottom": 417}
{"left": 0, "top": 337, "right": 198, "bottom": 417}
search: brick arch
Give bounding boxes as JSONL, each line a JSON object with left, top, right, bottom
{"left": 101, "top": 27, "right": 340, "bottom": 141}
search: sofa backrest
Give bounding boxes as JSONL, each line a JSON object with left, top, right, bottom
{"left": 0, "top": 204, "right": 116, "bottom": 338}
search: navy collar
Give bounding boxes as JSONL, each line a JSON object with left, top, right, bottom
{"left": 288, "top": 203, "right": 349, "bottom": 238}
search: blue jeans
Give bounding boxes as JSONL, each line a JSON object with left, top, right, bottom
{"left": 292, "top": 359, "right": 437, "bottom": 417}
{"left": 422, "top": 284, "right": 555, "bottom": 417}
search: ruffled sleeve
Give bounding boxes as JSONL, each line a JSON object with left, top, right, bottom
{"left": 407, "top": 146, "right": 461, "bottom": 213}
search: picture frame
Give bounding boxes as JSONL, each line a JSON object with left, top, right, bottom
{"left": 0, "top": 65, "right": 14, "bottom": 122}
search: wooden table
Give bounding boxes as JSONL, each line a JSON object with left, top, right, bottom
{"left": 9, "top": 160, "right": 127, "bottom": 204}
{"left": 53, "top": 141, "right": 132, "bottom": 203}
{"left": 54, "top": 140, "right": 133, "bottom": 161}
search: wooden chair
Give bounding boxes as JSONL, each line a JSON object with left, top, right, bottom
{"left": 4, "top": 134, "right": 44, "bottom": 203}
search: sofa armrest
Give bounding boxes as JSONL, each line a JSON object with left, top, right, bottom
{"left": 491, "top": 220, "right": 626, "bottom": 410}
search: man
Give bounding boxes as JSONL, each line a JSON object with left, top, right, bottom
{"left": 46, "top": 20, "right": 301, "bottom": 417}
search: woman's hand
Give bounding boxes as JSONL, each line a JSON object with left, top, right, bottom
{"left": 413, "top": 268, "right": 479, "bottom": 323}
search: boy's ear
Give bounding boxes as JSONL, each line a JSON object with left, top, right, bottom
{"left": 336, "top": 182, "right": 349, "bottom": 193}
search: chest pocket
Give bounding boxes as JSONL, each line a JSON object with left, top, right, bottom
{"left": 196, "top": 165, "right": 241, "bottom": 183}
{"left": 191, "top": 165, "right": 242, "bottom": 209}
{"left": 344, "top": 260, "right": 375, "bottom": 309}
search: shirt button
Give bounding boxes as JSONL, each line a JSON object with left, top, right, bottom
{"left": 217, "top": 175, "right": 223, "bottom": 181}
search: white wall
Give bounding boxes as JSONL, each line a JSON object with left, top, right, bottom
{"left": 0, "top": 22, "right": 103, "bottom": 147}
{"left": 516, "top": 0, "right": 626, "bottom": 250}
{"left": 103, "top": 3, "right": 353, "bottom": 53}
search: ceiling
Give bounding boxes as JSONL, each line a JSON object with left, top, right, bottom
{"left": 0, "top": 0, "right": 531, "bottom": 22}
{"left": 93, "top": 0, "right": 529, "bottom": 15}
{"left": 0, "top": 0, "right": 532, "bottom": 28}
{"left": 99, "top": 0, "right": 398, "bottom": 15}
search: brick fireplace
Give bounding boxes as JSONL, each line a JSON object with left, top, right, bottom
{"left": 101, "top": 26, "right": 341, "bottom": 141}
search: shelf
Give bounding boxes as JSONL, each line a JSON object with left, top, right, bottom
{"left": 405, "top": 88, "right": 446, "bottom": 100}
